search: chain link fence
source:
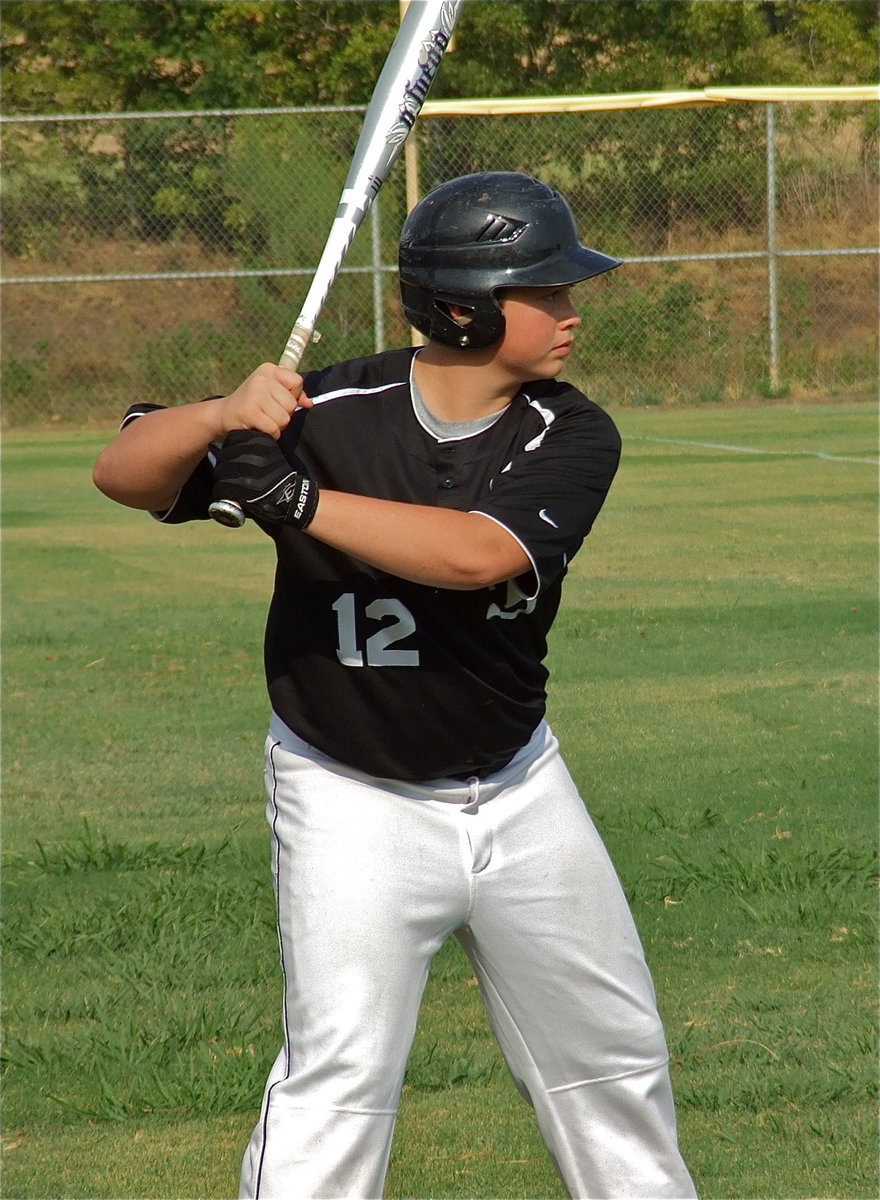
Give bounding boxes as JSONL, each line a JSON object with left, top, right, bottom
{"left": 2, "top": 95, "right": 877, "bottom": 427}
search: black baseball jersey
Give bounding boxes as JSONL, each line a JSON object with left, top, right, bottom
{"left": 126, "top": 347, "right": 620, "bottom": 780}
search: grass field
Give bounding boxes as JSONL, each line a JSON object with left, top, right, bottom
{"left": 2, "top": 401, "right": 878, "bottom": 1199}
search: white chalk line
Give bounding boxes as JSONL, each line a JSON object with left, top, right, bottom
{"left": 630, "top": 435, "right": 878, "bottom": 466}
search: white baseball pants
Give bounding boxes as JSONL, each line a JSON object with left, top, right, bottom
{"left": 240, "top": 717, "right": 697, "bottom": 1200}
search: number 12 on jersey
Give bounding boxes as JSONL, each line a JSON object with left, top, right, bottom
{"left": 332, "top": 593, "right": 420, "bottom": 668}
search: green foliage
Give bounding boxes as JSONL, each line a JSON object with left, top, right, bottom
{"left": 118, "top": 118, "right": 244, "bottom": 249}
{"left": 218, "top": 111, "right": 393, "bottom": 360}
{"left": 141, "top": 321, "right": 251, "bottom": 398}
{"left": 579, "top": 270, "right": 731, "bottom": 377}
{"left": 1, "top": 1, "right": 876, "bottom": 116}
{"left": 1, "top": 358, "right": 45, "bottom": 424}
{"left": 560, "top": 104, "right": 768, "bottom": 253}
{"left": 0, "top": 127, "right": 89, "bottom": 255}
{"left": 222, "top": 112, "right": 349, "bottom": 267}
{"left": 0, "top": 116, "right": 241, "bottom": 253}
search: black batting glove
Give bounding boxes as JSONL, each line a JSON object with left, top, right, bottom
{"left": 213, "top": 430, "right": 319, "bottom": 529}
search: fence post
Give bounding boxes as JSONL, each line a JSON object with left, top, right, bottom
{"left": 766, "top": 101, "right": 780, "bottom": 393}
{"left": 404, "top": 136, "right": 424, "bottom": 346}
{"left": 370, "top": 196, "right": 385, "bottom": 354}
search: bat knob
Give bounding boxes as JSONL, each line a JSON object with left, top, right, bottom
{"left": 208, "top": 499, "right": 247, "bottom": 528}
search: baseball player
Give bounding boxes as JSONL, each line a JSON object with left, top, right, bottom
{"left": 93, "top": 172, "right": 697, "bottom": 1199}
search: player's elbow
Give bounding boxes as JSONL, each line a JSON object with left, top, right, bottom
{"left": 92, "top": 449, "right": 172, "bottom": 512}
{"left": 92, "top": 449, "right": 120, "bottom": 500}
{"left": 93, "top": 449, "right": 134, "bottom": 505}
{"left": 443, "top": 517, "right": 531, "bottom": 590}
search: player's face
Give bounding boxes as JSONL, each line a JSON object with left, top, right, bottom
{"left": 495, "top": 286, "right": 581, "bottom": 379}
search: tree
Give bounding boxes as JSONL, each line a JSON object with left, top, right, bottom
{"left": 2, "top": 1, "right": 877, "bottom": 116}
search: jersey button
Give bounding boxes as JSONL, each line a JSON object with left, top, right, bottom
{"left": 440, "top": 476, "right": 456, "bottom": 489}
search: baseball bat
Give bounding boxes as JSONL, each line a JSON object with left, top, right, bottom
{"left": 209, "top": 0, "right": 463, "bottom": 528}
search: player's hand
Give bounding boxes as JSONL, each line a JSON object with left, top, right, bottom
{"left": 213, "top": 363, "right": 312, "bottom": 440}
{"left": 213, "top": 430, "right": 319, "bottom": 528}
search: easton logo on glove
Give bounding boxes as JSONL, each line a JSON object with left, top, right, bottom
{"left": 213, "top": 431, "right": 319, "bottom": 529}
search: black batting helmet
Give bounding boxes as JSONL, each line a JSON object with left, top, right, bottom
{"left": 398, "top": 171, "right": 620, "bottom": 349}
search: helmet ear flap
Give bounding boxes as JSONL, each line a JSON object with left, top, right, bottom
{"left": 401, "top": 282, "right": 507, "bottom": 350}
{"left": 431, "top": 297, "right": 475, "bottom": 348}
{"left": 431, "top": 295, "right": 506, "bottom": 349}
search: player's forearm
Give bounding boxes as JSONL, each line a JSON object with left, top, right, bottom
{"left": 306, "top": 491, "right": 530, "bottom": 590}
{"left": 93, "top": 402, "right": 226, "bottom": 511}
